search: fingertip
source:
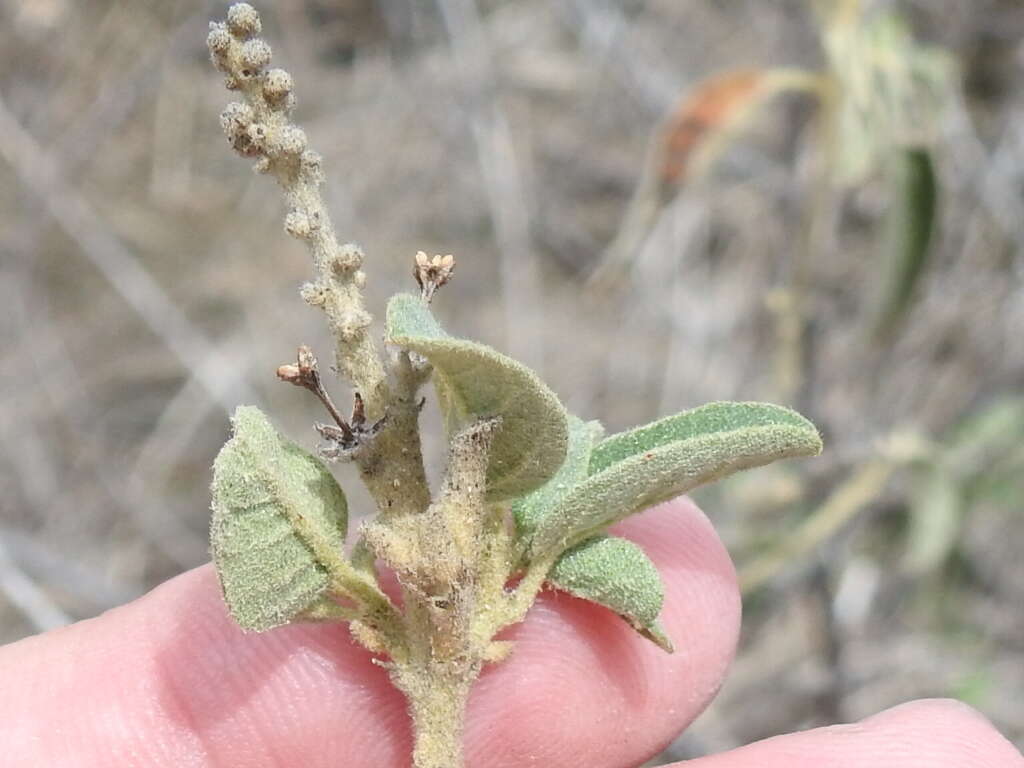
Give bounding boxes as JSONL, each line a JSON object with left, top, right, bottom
{"left": 465, "top": 496, "right": 741, "bottom": 767}
{"left": 861, "top": 699, "right": 1024, "bottom": 767}
{"left": 677, "top": 698, "right": 1024, "bottom": 768}
{"left": 2, "top": 497, "right": 742, "bottom": 768}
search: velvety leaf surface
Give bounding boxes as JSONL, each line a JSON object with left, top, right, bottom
{"left": 386, "top": 293, "right": 569, "bottom": 500}
{"left": 513, "top": 415, "right": 604, "bottom": 543}
{"left": 548, "top": 535, "right": 673, "bottom": 652}
{"left": 211, "top": 406, "right": 348, "bottom": 632}
{"left": 531, "top": 402, "right": 822, "bottom": 556}
{"left": 589, "top": 401, "right": 816, "bottom": 475}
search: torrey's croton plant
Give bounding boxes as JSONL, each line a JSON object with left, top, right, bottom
{"left": 205, "top": 6, "right": 822, "bottom": 767}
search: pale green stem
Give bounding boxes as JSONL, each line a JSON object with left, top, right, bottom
{"left": 393, "top": 662, "right": 473, "bottom": 768}
{"left": 216, "top": 25, "right": 432, "bottom": 521}
{"left": 491, "top": 552, "right": 558, "bottom": 634}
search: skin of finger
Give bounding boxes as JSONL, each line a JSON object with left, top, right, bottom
{"left": 672, "top": 698, "right": 1024, "bottom": 768}
{"left": 0, "top": 497, "right": 739, "bottom": 768}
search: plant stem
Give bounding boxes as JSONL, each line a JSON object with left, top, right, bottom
{"left": 357, "top": 352, "right": 432, "bottom": 518}
{"left": 369, "top": 419, "right": 506, "bottom": 768}
{"left": 209, "top": 13, "right": 433, "bottom": 521}
{"left": 492, "top": 551, "right": 557, "bottom": 634}
{"left": 392, "top": 586, "right": 479, "bottom": 768}
{"left": 394, "top": 662, "right": 474, "bottom": 768}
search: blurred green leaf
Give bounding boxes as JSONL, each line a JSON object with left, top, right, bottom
{"left": 386, "top": 293, "right": 569, "bottom": 501}
{"left": 952, "top": 667, "right": 995, "bottom": 710}
{"left": 825, "top": 8, "right": 953, "bottom": 183}
{"left": 211, "top": 406, "right": 348, "bottom": 632}
{"left": 946, "top": 398, "right": 1024, "bottom": 470}
{"left": 904, "top": 468, "right": 962, "bottom": 575}
{"left": 873, "top": 147, "right": 938, "bottom": 339}
{"left": 529, "top": 402, "right": 822, "bottom": 557}
{"left": 903, "top": 398, "right": 1024, "bottom": 574}
{"left": 548, "top": 535, "right": 672, "bottom": 652}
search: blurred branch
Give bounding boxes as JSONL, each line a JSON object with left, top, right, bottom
{"left": 3, "top": 265, "right": 208, "bottom": 568}
{"left": 0, "top": 537, "right": 70, "bottom": 633}
{"left": 55, "top": 9, "right": 208, "bottom": 176}
{"left": 0, "top": 526, "right": 140, "bottom": 610}
{"left": 555, "top": 0, "right": 676, "bottom": 113}
{"left": 739, "top": 455, "right": 896, "bottom": 595}
{"left": 435, "top": 0, "right": 545, "bottom": 373}
{"left": 0, "top": 94, "right": 257, "bottom": 413}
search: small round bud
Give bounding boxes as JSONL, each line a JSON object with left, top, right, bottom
{"left": 276, "top": 363, "right": 301, "bottom": 383}
{"left": 206, "top": 23, "right": 231, "bottom": 54}
{"left": 300, "top": 281, "right": 327, "bottom": 307}
{"left": 333, "top": 243, "right": 364, "bottom": 273}
{"left": 296, "top": 345, "right": 317, "bottom": 373}
{"left": 245, "top": 122, "right": 269, "bottom": 151}
{"left": 253, "top": 156, "right": 272, "bottom": 174}
{"left": 278, "top": 125, "right": 307, "bottom": 156}
{"left": 220, "top": 101, "right": 255, "bottom": 134}
{"left": 262, "top": 68, "right": 293, "bottom": 102}
{"left": 300, "top": 150, "right": 322, "bottom": 169}
{"left": 284, "top": 210, "right": 312, "bottom": 239}
{"left": 229, "top": 133, "right": 258, "bottom": 157}
{"left": 226, "top": 3, "right": 261, "bottom": 38}
{"left": 210, "top": 54, "right": 229, "bottom": 74}
{"left": 337, "top": 310, "right": 372, "bottom": 341}
{"left": 240, "top": 39, "right": 272, "bottom": 73}
{"left": 224, "top": 75, "right": 241, "bottom": 91}
{"left": 300, "top": 150, "right": 324, "bottom": 183}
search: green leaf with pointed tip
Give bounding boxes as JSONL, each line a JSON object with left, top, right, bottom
{"left": 548, "top": 535, "right": 672, "bottom": 653}
{"left": 211, "top": 406, "right": 348, "bottom": 632}
{"left": 530, "top": 402, "right": 822, "bottom": 557}
{"left": 589, "top": 401, "right": 817, "bottom": 474}
{"left": 514, "top": 415, "right": 604, "bottom": 543}
{"left": 386, "top": 293, "right": 569, "bottom": 500}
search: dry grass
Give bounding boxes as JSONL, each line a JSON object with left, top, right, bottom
{"left": 1, "top": 0, "right": 1022, "bottom": 758}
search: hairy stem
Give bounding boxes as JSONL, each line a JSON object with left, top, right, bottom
{"left": 492, "top": 552, "right": 558, "bottom": 635}
{"left": 356, "top": 352, "right": 432, "bottom": 518}
{"left": 393, "top": 660, "right": 474, "bottom": 768}
{"left": 212, "top": 17, "right": 386, "bottom": 413}
{"left": 363, "top": 419, "right": 505, "bottom": 768}
{"left": 208, "top": 8, "right": 431, "bottom": 518}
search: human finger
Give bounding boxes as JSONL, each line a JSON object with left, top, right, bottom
{"left": 671, "top": 698, "right": 1024, "bottom": 768}
{"left": 0, "top": 497, "right": 739, "bottom": 768}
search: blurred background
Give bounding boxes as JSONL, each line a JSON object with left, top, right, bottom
{"left": 0, "top": 0, "right": 1021, "bottom": 760}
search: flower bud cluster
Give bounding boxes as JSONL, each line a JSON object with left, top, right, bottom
{"left": 208, "top": 3, "right": 387, "bottom": 406}
{"left": 208, "top": 3, "right": 307, "bottom": 173}
{"left": 226, "top": 2, "right": 261, "bottom": 37}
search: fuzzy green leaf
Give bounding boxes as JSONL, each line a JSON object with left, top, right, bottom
{"left": 588, "top": 401, "right": 817, "bottom": 475}
{"left": 548, "top": 535, "right": 672, "bottom": 652}
{"left": 513, "top": 415, "right": 604, "bottom": 543}
{"left": 211, "top": 406, "right": 348, "bottom": 632}
{"left": 530, "top": 402, "right": 822, "bottom": 557}
{"left": 386, "top": 293, "right": 569, "bottom": 500}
